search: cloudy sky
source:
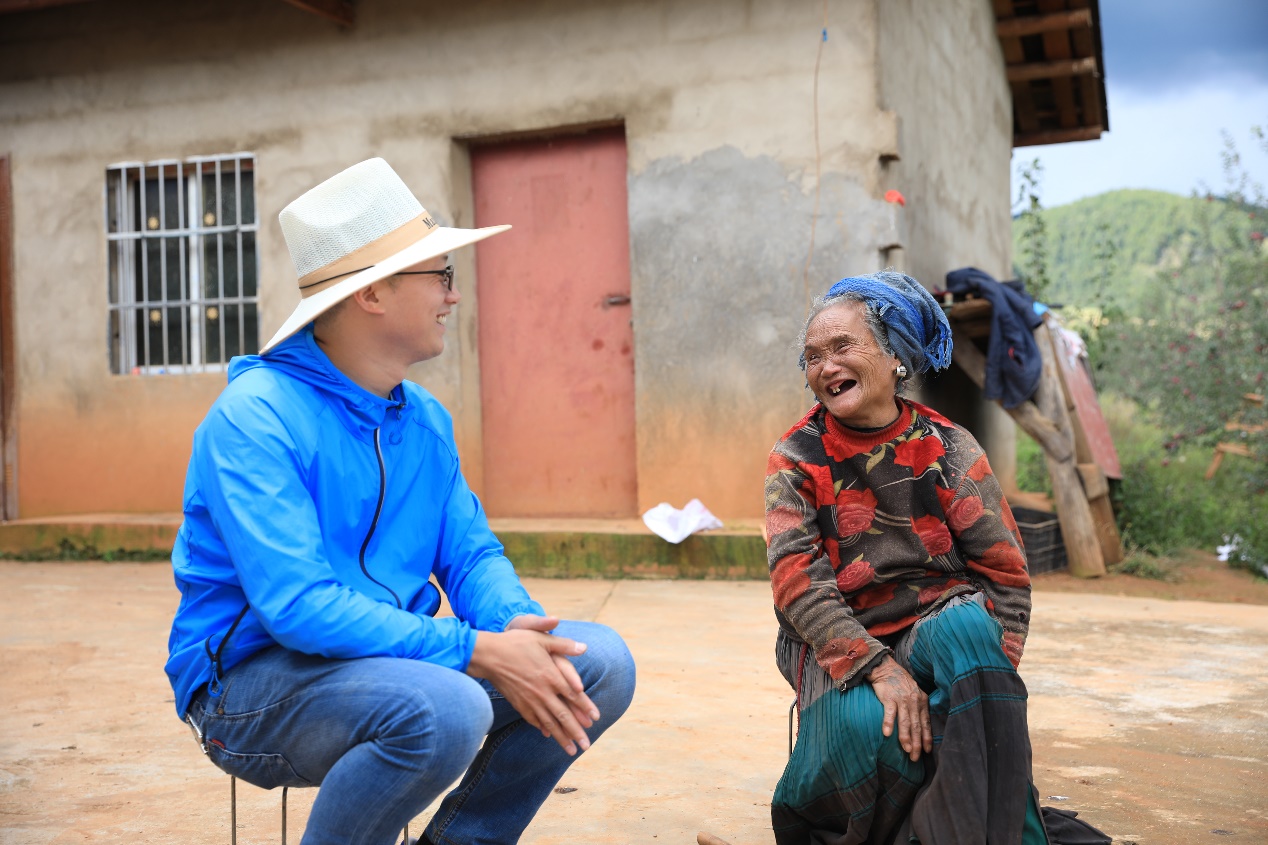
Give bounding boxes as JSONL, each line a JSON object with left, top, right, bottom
{"left": 1011, "top": 0, "right": 1268, "bottom": 208}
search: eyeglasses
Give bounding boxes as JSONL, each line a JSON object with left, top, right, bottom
{"left": 395, "top": 265, "right": 454, "bottom": 291}
{"left": 803, "top": 341, "right": 859, "bottom": 371}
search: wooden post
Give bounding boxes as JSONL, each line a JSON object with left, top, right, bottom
{"left": 949, "top": 324, "right": 1105, "bottom": 577}
{"left": 949, "top": 329, "right": 1071, "bottom": 461}
{"left": 948, "top": 324, "right": 1075, "bottom": 461}
{"left": 1046, "top": 329, "right": 1125, "bottom": 565}
{"left": 1033, "top": 322, "right": 1106, "bottom": 577}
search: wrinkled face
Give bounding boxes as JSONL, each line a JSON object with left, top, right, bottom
{"left": 381, "top": 253, "right": 458, "bottom": 364}
{"left": 803, "top": 300, "right": 902, "bottom": 428}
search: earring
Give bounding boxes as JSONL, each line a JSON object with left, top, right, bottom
{"left": 895, "top": 364, "right": 908, "bottom": 379}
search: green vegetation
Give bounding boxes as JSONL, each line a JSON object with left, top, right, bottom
{"left": 0, "top": 538, "right": 173, "bottom": 562}
{"left": 1013, "top": 159, "right": 1053, "bottom": 305}
{"left": 1012, "top": 188, "right": 1262, "bottom": 311}
{"left": 1010, "top": 128, "right": 1267, "bottom": 578}
{"left": 1014, "top": 430, "right": 1052, "bottom": 499}
{"left": 1112, "top": 553, "right": 1177, "bottom": 582}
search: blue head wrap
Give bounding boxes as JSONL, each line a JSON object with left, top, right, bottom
{"left": 820, "top": 271, "right": 952, "bottom": 374}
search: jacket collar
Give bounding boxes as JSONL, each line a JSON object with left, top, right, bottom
{"left": 232, "top": 326, "right": 407, "bottom": 435}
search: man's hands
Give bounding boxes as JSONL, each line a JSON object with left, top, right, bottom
{"left": 866, "top": 655, "right": 932, "bottom": 762}
{"left": 465, "top": 614, "right": 600, "bottom": 756}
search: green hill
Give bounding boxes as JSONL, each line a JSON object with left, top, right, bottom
{"left": 1010, "top": 188, "right": 1264, "bottom": 309}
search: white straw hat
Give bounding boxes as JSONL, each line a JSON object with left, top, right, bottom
{"left": 262, "top": 158, "right": 510, "bottom": 353}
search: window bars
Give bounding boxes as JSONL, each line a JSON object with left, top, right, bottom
{"left": 105, "top": 154, "right": 259, "bottom": 375}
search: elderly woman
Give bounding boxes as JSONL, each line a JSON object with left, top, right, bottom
{"left": 765, "top": 272, "right": 1045, "bottom": 844}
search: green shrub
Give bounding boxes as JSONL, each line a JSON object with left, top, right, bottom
{"left": 1112, "top": 553, "right": 1177, "bottom": 582}
{"left": 1100, "top": 393, "right": 1266, "bottom": 565}
{"left": 1014, "top": 430, "right": 1053, "bottom": 497}
{"left": 1214, "top": 465, "right": 1268, "bottom": 578}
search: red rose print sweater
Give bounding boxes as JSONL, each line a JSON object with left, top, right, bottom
{"left": 765, "top": 398, "right": 1031, "bottom": 689}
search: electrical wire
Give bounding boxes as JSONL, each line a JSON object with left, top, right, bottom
{"left": 802, "top": 0, "right": 828, "bottom": 311}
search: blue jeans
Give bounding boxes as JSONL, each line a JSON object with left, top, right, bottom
{"left": 185, "top": 621, "right": 636, "bottom": 845}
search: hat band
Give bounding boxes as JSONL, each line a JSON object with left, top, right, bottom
{"left": 297, "top": 211, "right": 439, "bottom": 298}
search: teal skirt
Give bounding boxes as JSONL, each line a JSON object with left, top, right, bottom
{"left": 772, "top": 594, "right": 1048, "bottom": 845}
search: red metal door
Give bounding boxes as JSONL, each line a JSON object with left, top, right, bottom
{"left": 471, "top": 128, "right": 637, "bottom": 517}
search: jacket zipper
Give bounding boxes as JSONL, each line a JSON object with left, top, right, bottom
{"left": 359, "top": 426, "right": 403, "bottom": 608}
{"left": 200, "top": 404, "right": 408, "bottom": 704}
{"left": 200, "top": 413, "right": 405, "bottom": 695}
{"left": 204, "top": 603, "right": 250, "bottom": 699}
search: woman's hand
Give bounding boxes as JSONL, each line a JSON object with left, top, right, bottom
{"left": 866, "top": 655, "right": 933, "bottom": 762}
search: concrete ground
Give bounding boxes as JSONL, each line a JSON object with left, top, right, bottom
{"left": 1, "top": 562, "right": 1266, "bottom": 845}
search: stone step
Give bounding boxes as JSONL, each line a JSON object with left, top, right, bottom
{"left": 0, "top": 514, "right": 768, "bottom": 579}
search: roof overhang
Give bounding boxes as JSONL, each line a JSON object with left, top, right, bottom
{"left": 0, "top": 0, "right": 354, "bottom": 27}
{"left": 0, "top": 0, "right": 94, "bottom": 12}
{"left": 4, "top": 0, "right": 1103, "bottom": 148}
{"left": 994, "top": 0, "right": 1109, "bottom": 147}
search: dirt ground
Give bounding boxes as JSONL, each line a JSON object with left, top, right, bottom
{"left": 1033, "top": 549, "right": 1268, "bottom": 605}
{"left": 1, "top": 559, "right": 1266, "bottom": 845}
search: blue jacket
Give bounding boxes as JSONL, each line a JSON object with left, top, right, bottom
{"left": 165, "top": 327, "right": 544, "bottom": 718}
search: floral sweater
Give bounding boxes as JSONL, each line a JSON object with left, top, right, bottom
{"left": 765, "top": 399, "right": 1031, "bottom": 689}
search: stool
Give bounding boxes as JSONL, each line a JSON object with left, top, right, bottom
{"left": 228, "top": 775, "right": 412, "bottom": 844}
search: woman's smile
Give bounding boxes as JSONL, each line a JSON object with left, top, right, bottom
{"left": 803, "top": 300, "right": 901, "bottom": 428}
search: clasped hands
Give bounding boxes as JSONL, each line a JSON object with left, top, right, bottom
{"left": 866, "top": 654, "right": 933, "bottom": 762}
{"left": 465, "top": 614, "right": 599, "bottom": 757}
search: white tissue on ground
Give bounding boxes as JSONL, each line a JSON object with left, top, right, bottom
{"left": 641, "top": 498, "right": 724, "bottom": 544}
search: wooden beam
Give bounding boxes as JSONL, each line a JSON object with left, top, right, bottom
{"left": 1033, "top": 322, "right": 1106, "bottom": 577}
{"left": 1078, "top": 72, "right": 1103, "bottom": 129}
{"left": 948, "top": 299, "right": 993, "bottom": 322}
{"left": 951, "top": 320, "right": 1105, "bottom": 576}
{"left": 1011, "top": 81, "right": 1041, "bottom": 136}
{"left": 1076, "top": 463, "right": 1109, "bottom": 501}
{"left": 1048, "top": 325, "right": 1125, "bottom": 565}
{"left": 1015, "top": 125, "right": 1104, "bottom": 147}
{"left": 1006, "top": 56, "right": 1098, "bottom": 83}
{"left": 1037, "top": 0, "right": 1080, "bottom": 130}
{"left": 278, "top": 0, "right": 354, "bottom": 27}
{"left": 998, "top": 35, "right": 1025, "bottom": 65}
{"left": 950, "top": 326, "right": 1073, "bottom": 464}
{"left": 1050, "top": 77, "right": 1080, "bottom": 130}
{"left": 947, "top": 300, "right": 992, "bottom": 340}
{"left": 1206, "top": 443, "right": 1258, "bottom": 479}
{"left": 0, "top": 0, "right": 94, "bottom": 12}
{"left": 1069, "top": 5, "right": 1098, "bottom": 58}
{"left": 996, "top": 8, "right": 1092, "bottom": 38}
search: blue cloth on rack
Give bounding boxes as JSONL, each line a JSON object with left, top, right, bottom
{"left": 945, "top": 267, "right": 1044, "bottom": 409}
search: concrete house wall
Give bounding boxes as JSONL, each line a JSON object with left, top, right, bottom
{"left": 876, "top": 0, "right": 1018, "bottom": 489}
{"left": 0, "top": 0, "right": 1013, "bottom": 520}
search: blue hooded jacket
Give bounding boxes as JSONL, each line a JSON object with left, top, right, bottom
{"left": 165, "top": 327, "right": 544, "bottom": 718}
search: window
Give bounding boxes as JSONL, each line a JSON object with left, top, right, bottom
{"left": 105, "top": 154, "right": 258, "bottom": 374}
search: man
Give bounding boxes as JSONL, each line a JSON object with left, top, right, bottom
{"left": 166, "top": 158, "right": 636, "bottom": 845}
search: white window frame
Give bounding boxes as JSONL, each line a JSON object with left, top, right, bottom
{"left": 105, "top": 153, "right": 259, "bottom": 375}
